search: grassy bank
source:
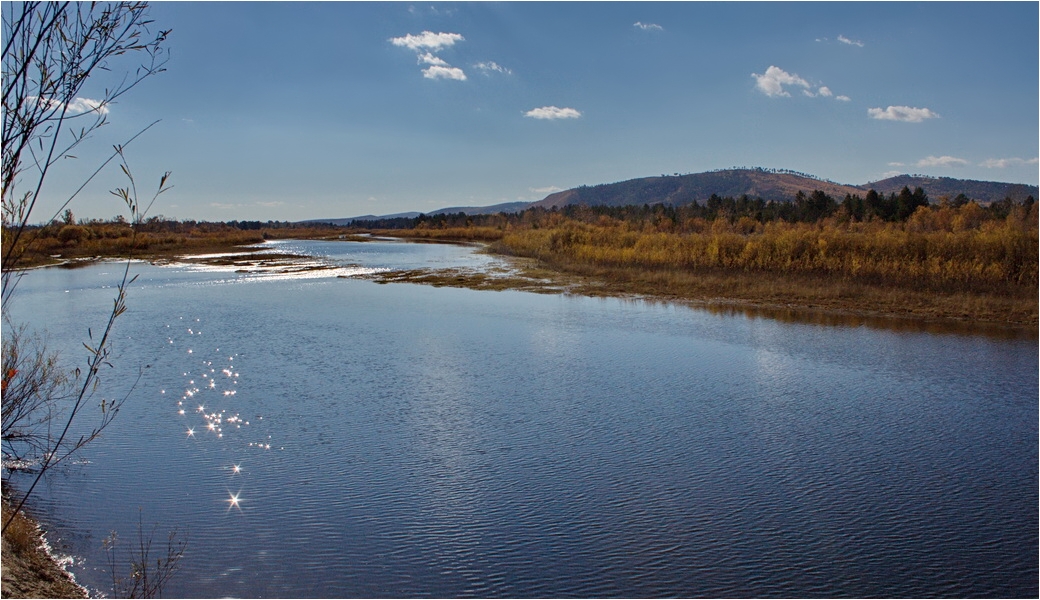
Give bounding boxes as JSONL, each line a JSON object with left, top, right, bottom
{"left": 2, "top": 222, "right": 354, "bottom": 268}
{"left": 373, "top": 204, "right": 1038, "bottom": 327}
{"left": 1, "top": 498, "right": 86, "bottom": 599}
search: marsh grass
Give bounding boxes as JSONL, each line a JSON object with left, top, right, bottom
{"left": 3, "top": 224, "right": 348, "bottom": 268}
{"left": 370, "top": 204, "right": 1037, "bottom": 326}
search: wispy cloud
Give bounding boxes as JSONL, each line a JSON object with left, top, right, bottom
{"left": 979, "top": 157, "right": 1039, "bottom": 168}
{"left": 817, "top": 35, "right": 865, "bottom": 47}
{"left": 836, "top": 95, "right": 851, "bottom": 102}
{"left": 916, "top": 155, "right": 968, "bottom": 168}
{"left": 408, "top": 5, "right": 457, "bottom": 17}
{"left": 868, "top": 105, "right": 939, "bottom": 123}
{"left": 210, "top": 201, "right": 285, "bottom": 210}
{"left": 752, "top": 66, "right": 810, "bottom": 97}
{"left": 524, "top": 106, "right": 582, "bottom": 120}
{"left": 474, "top": 61, "right": 512, "bottom": 75}
{"left": 838, "top": 34, "right": 865, "bottom": 47}
{"left": 530, "top": 186, "right": 564, "bottom": 194}
{"left": 423, "top": 65, "right": 466, "bottom": 81}
{"left": 389, "top": 31, "right": 464, "bottom": 52}
{"left": 634, "top": 21, "right": 663, "bottom": 31}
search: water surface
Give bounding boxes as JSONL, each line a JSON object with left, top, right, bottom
{"left": 5, "top": 239, "right": 1037, "bottom": 598}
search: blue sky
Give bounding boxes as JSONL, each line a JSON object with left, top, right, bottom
{"left": 36, "top": 1, "right": 1040, "bottom": 222}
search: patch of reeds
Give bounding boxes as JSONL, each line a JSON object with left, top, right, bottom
{"left": 491, "top": 212, "right": 1037, "bottom": 296}
{"left": 473, "top": 204, "right": 1038, "bottom": 325}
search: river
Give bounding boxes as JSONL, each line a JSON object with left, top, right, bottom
{"left": 3, "top": 238, "right": 1037, "bottom": 598}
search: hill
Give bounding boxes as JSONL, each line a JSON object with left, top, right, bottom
{"left": 531, "top": 169, "right": 1039, "bottom": 210}
{"left": 304, "top": 169, "right": 1037, "bottom": 224}
{"left": 532, "top": 169, "right": 863, "bottom": 209}
{"left": 862, "top": 175, "right": 1037, "bottom": 204}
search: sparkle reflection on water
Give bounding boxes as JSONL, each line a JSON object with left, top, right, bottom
{"left": 3, "top": 239, "right": 1037, "bottom": 599}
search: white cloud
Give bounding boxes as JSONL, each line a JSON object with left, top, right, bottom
{"left": 389, "top": 31, "right": 464, "bottom": 52}
{"left": 530, "top": 186, "right": 564, "bottom": 194}
{"left": 634, "top": 21, "right": 663, "bottom": 31}
{"left": 422, "top": 65, "right": 467, "bottom": 81}
{"left": 391, "top": 32, "right": 468, "bottom": 82}
{"left": 888, "top": 162, "right": 906, "bottom": 167}
{"left": 29, "top": 95, "right": 109, "bottom": 116}
{"left": 751, "top": 66, "right": 810, "bottom": 97}
{"left": 524, "top": 106, "right": 582, "bottom": 120}
{"left": 980, "top": 157, "right": 1040, "bottom": 168}
{"left": 67, "top": 97, "right": 109, "bottom": 115}
{"left": 751, "top": 67, "right": 847, "bottom": 101}
{"left": 838, "top": 34, "right": 865, "bottom": 47}
{"left": 418, "top": 52, "right": 448, "bottom": 66}
{"left": 474, "top": 61, "right": 512, "bottom": 75}
{"left": 916, "top": 155, "right": 968, "bottom": 168}
{"left": 868, "top": 105, "right": 939, "bottom": 122}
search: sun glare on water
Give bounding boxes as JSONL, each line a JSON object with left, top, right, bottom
{"left": 164, "top": 316, "right": 277, "bottom": 515}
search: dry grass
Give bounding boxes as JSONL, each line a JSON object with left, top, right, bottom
{"left": 3, "top": 224, "right": 351, "bottom": 268}
{"left": 474, "top": 214, "right": 1037, "bottom": 327}
{"left": 2, "top": 498, "right": 86, "bottom": 599}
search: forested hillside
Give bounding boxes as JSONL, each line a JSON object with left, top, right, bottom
{"left": 863, "top": 175, "right": 1037, "bottom": 204}
{"left": 531, "top": 168, "right": 1038, "bottom": 211}
{"left": 532, "top": 169, "right": 862, "bottom": 209}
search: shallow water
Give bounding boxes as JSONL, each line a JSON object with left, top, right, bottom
{"left": 4, "top": 239, "right": 1037, "bottom": 598}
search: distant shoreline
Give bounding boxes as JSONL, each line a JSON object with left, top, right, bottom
{"left": 11, "top": 230, "right": 1038, "bottom": 335}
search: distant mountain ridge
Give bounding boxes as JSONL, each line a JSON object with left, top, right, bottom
{"left": 305, "top": 169, "right": 1037, "bottom": 224}
{"left": 532, "top": 169, "right": 1037, "bottom": 210}
{"left": 300, "top": 201, "right": 530, "bottom": 226}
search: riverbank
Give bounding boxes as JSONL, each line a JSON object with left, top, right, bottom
{"left": 364, "top": 238, "right": 1035, "bottom": 336}
{"left": 2, "top": 223, "right": 353, "bottom": 269}
{"left": 1, "top": 498, "right": 86, "bottom": 599}
{"left": 9, "top": 227, "right": 1038, "bottom": 332}
{"left": 362, "top": 256, "right": 1036, "bottom": 339}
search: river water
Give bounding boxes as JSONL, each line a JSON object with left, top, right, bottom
{"left": 3, "top": 239, "right": 1037, "bottom": 598}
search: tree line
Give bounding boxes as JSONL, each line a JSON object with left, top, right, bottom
{"left": 352, "top": 187, "right": 1035, "bottom": 231}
